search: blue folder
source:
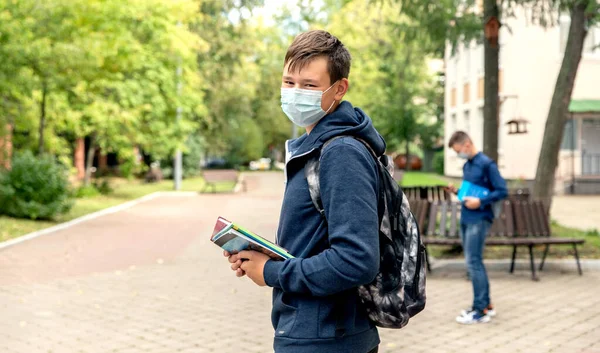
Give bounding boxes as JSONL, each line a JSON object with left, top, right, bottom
{"left": 457, "top": 180, "right": 490, "bottom": 201}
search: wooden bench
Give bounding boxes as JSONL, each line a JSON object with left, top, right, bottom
{"left": 201, "top": 169, "right": 245, "bottom": 193}
{"left": 403, "top": 185, "right": 450, "bottom": 201}
{"left": 421, "top": 200, "right": 584, "bottom": 280}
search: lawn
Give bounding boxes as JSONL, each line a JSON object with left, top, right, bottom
{"left": 0, "top": 177, "right": 236, "bottom": 243}
{"left": 400, "top": 171, "right": 448, "bottom": 187}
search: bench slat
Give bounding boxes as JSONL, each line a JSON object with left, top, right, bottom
{"left": 439, "top": 202, "right": 447, "bottom": 237}
{"left": 427, "top": 202, "right": 438, "bottom": 236}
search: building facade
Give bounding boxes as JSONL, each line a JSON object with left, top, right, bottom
{"left": 444, "top": 9, "right": 600, "bottom": 194}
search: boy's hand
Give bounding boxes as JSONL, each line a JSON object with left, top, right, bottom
{"left": 237, "top": 250, "right": 270, "bottom": 287}
{"left": 445, "top": 183, "right": 458, "bottom": 194}
{"left": 463, "top": 197, "right": 481, "bottom": 210}
{"left": 224, "top": 250, "right": 246, "bottom": 277}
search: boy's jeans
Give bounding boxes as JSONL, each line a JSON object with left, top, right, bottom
{"left": 460, "top": 220, "right": 492, "bottom": 312}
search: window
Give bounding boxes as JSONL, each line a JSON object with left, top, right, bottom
{"left": 477, "top": 77, "right": 484, "bottom": 99}
{"left": 451, "top": 113, "right": 457, "bottom": 132}
{"left": 498, "top": 69, "right": 503, "bottom": 93}
{"left": 561, "top": 119, "right": 578, "bottom": 150}
{"left": 463, "top": 83, "right": 470, "bottom": 103}
{"left": 464, "top": 111, "right": 471, "bottom": 133}
{"left": 451, "top": 88, "right": 457, "bottom": 107}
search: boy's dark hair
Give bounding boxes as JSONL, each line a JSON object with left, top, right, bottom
{"left": 284, "top": 30, "right": 351, "bottom": 84}
{"left": 448, "top": 131, "right": 471, "bottom": 148}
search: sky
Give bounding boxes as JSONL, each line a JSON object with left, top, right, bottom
{"left": 251, "top": 0, "right": 324, "bottom": 26}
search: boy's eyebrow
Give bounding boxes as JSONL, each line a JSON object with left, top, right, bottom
{"left": 282, "top": 76, "right": 319, "bottom": 84}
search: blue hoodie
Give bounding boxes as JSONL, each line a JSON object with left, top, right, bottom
{"left": 263, "top": 101, "right": 386, "bottom": 353}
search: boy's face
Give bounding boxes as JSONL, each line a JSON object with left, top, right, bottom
{"left": 282, "top": 56, "right": 348, "bottom": 113}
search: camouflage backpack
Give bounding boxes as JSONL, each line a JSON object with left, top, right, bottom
{"left": 305, "top": 136, "right": 426, "bottom": 329}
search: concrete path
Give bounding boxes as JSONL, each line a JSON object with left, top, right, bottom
{"left": 1, "top": 172, "right": 599, "bottom": 353}
{"left": 551, "top": 195, "right": 600, "bottom": 232}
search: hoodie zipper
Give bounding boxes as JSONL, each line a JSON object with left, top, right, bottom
{"left": 276, "top": 141, "right": 317, "bottom": 244}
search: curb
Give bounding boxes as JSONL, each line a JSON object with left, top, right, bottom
{"left": 0, "top": 191, "right": 196, "bottom": 252}
{"left": 431, "top": 258, "right": 600, "bottom": 272}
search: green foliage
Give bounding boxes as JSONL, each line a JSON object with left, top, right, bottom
{"left": 433, "top": 151, "right": 445, "bottom": 175}
{"left": 183, "top": 135, "right": 204, "bottom": 178}
{"left": 93, "top": 179, "right": 114, "bottom": 195}
{"left": 1, "top": 0, "right": 208, "bottom": 162}
{"left": 76, "top": 185, "right": 101, "bottom": 199}
{"left": 225, "top": 118, "right": 265, "bottom": 166}
{"left": 327, "top": 1, "right": 442, "bottom": 155}
{"left": 0, "top": 151, "right": 73, "bottom": 220}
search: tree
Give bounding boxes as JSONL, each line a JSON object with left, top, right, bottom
{"left": 483, "top": 0, "right": 500, "bottom": 162}
{"left": 0, "top": 0, "right": 208, "bottom": 181}
{"left": 327, "top": 1, "right": 441, "bottom": 167}
{"left": 532, "top": 0, "right": 599, "bottom": 203}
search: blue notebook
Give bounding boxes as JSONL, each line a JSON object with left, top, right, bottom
{"left": 457, "top": 180, "right": 490, "bottom": 201}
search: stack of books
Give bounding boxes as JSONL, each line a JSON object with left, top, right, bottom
{"left": 210, "top": 217, "right": 293, "bottom": 260}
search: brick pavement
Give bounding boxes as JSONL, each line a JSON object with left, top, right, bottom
{"left": 0, "top": 172, "right": 599, "bottom": 353}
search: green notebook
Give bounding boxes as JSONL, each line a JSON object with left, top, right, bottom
{"left": 210, "top": 217, "right": 293, "bottom": 260}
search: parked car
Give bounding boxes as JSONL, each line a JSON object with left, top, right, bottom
{"left": 249, "top": 158, "right": 272, "bottom": 171}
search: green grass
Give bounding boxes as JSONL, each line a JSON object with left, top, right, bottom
{"left": 0, "top": 177, "right": 235, "bottom": 242}
{"left": 400, "top": 172, "right": 448, "bottom": 187}
{"left": 427, "top": 223, "right": 600, "bottom": 260}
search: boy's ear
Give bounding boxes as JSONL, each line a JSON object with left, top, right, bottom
{"left": 334, "top": 78, "right": 349, "bottom": 101}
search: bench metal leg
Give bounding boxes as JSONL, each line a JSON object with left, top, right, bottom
{"left": 573, "top": 243, "right": 583, "bottom": 276}
{"left": 539, "top": 244, "right": 550, "bottom": 271}
{"left": 424, "top": 247, "right": 432, "bottom": 272}
{"left": 510, "top": 245, "right": 517, "bottom": 274}
{"left": 528, "top": 245, "right": 539, "bottom": 281}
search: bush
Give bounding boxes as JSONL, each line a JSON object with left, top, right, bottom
{"left": 76, "top": 185, "right": 101, "bottom": 198}
{"left": 75, "top": 179, "right": 113, "bottom": 198}
{"left": 0, "top": 151, "right": 73, "bottom": 220}
{"left": 433, "top": 151, "right": 445, "bottom": 175}
{"left": 93, "top": 179, "right": 113, "bottom": 195}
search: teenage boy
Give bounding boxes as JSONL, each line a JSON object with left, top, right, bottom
{"left": 225, "top": 30, "right": 384, "bottom": 353}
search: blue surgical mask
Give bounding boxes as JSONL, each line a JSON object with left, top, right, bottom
{"left": 281, "top": 82, "right": 338, "bottom": 127}
{"left": 458, "top": 152, "right": 470, "bottom": 160}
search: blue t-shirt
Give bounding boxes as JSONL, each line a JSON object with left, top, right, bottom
{"left": 461, "top": 152, "right": 508, "bottom": 224}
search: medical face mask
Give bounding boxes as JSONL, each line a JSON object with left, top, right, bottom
{"left": 457, "top": 152, "right": 470, "bottom": 160}
{"left": 280, "top": 82, "right": 338, "bottom": 127}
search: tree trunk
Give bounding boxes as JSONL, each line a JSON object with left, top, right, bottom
{"left": 84, "top": 133, "right": 97, "bottom": 186}
{"left": 483, "top": 0, "right": 499, "bottom": 162}
{"left": 38, "top": 81, "right": 48, "bottom": 155}
{"left": 533, "top": 1, "right": 588, "bottom": 205}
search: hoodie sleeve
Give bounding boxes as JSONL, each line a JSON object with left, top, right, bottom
{"left": 263, "top": 139, "right": 380, "bottom": 296}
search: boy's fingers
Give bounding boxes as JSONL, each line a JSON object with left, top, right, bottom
{"left": 223, "top": 250, "right": 230, "bottom": 257}
{"left": 238, "top": 250, "right": 252, "bottom": 260}
{"left": 228, "top": 254, "right": 240, "bottom": 263}
{"left": 236, "top": 269, "right": 245, "bottom": 277}
{"left": 231, "top": 260, "right": 243, "bottom": 271}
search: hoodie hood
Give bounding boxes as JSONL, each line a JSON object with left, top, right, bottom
{"left": 288, "top": 101, "right": 386, "bottom": 158}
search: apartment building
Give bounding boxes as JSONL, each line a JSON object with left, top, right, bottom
{"left": 445, "top": 9, "right": 600, "bottom": 194}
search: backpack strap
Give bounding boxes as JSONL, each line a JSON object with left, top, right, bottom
{"left": 305, "top": 136, "right": 378, "bottom": 220}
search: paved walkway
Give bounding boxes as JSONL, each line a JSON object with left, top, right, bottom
{"left": 1, "top": 172, "right": 599, "bottom": 353}
{"left": 552, "top": 195, "right": 600, "bottom": 231}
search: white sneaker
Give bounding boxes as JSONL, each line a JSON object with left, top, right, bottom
{"left": 456, "top": 310, "right": 491, "bottom": 324}
{"left": 460, "top": 305, "right": 496, "bottom": 317}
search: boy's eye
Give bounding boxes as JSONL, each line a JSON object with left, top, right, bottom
{"left": 283, "top": 81, "right": 294, "bottom": 85}
{"left": 305, "top": 84, "right": 316, "bottom": 88}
